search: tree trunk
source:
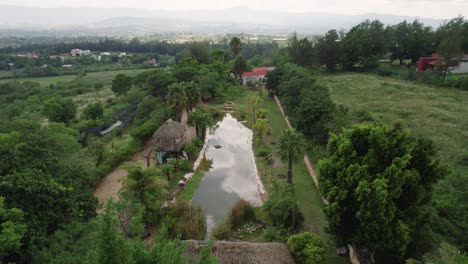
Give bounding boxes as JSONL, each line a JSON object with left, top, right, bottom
{"left": 443, "top": 66, "right": 449, "bottom": 80}
{"left": 399, "top": 58, "right": 403, "bottom": 65}
{"left": 287, "top": 156, "right": 293, "bottom": 184}
{"left": 195, "top": 126, "right": 200, "bottom": 139}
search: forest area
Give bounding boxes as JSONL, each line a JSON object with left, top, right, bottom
{"left": 0, "top": 14, "right": 467, "bottom": 264}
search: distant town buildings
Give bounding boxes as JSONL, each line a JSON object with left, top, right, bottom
{"left": 16, "top": 53, "right": 39, "bottom": 59}
{"left": 62, "top": 64, "right": 73, "bottom": 68}
{"left": 70, "top": 49, "right": 91, "bottom": 56}
{"left": 100, "top": 52, "right": 111, "bottom": 56}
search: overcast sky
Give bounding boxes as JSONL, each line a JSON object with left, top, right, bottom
{"left": 1, "top": 0, "right": 467, "bottom": 19}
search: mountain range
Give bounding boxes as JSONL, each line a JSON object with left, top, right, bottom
{"left": 0, "top": 5, "right": 449, "bottom": 36}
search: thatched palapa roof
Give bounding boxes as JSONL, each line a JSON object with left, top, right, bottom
{"left": 185, "top": 241, "right": 295, "bottom": 264}
{"left": 152, "top": 119, "right": 187, "bottom": 152}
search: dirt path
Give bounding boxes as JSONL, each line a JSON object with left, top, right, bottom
{"left": 93, "top": 138, "right": 155, "bottom": 213}
{"left": 273, "top": 95, "right": 328, "bottom": 204}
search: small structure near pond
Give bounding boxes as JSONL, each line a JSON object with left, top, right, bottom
{"left": 152, "top": 119, "right": 187, "bottom": 164}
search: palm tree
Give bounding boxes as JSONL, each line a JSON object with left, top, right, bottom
{"left": 229, "top": 37, "right": 242, "bottom": 58}
{"left": 278, "top": 128, "right": 305, "bottom": 184}
{"left": 248, "top": 95, "right": 261, "bottom": 124}
{"left": 184, "top": 82, "right": 201, "bottom": 111}
{"left": 166, "top": 83, "right": 187, "bottom": 121}
{"left": 188, "top": 109, "right": 213, "bottom": 140}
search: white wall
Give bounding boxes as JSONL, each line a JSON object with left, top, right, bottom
{"left": 450, "top": 61, "right": 468, "bottom": 74}
{"left": 242, "top": 75, "right": 265, "bottom": 86}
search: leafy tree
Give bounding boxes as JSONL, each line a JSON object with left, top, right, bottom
{"left": 173, "top": 57, "right": 199, "bottom": 82}
{"left": 315, "top": 30, "right": 342, "bottom": 72}
{"left": 166, "top": 83, "right": 188, "bottom": 121}
{"left": 184, "top": 82, "right": 201, "bottom": 111}
{"left": 252, "top": 118, "right": 268, "bottom": 142}
{"left": 187, "top": 42, "right": 212, "bottom": 64}
{"left": 136, "top": 96, "right": 160, "bottom": 119}
{"left": 293, "top": 87, "right": 336, "bottom": 143}
{"left": 287, "top": 232, "right": 326, "bottom": 264}
{"left": 111, "top": 74, "right": 133, "bottom": 95}
{"left": 288, "top": 33, "right": 314, "bottom": 67}
{"left": 341, "top": 20, "right": 387, "bottom": 69}
{"left": 0, "top": 196, "right": 26, "bottom": 260}
{"left": 229, "top": 37, "right": 242, "bottom": 58}
{"left": 233, "top": 55, "right": 247, "bottom": 82}
{"left": 121, "top": 164, "right": 169, "bottom": 222}
{"left": 436, "top": 16, "right": 465, "bottom": 80}
{"left": 211, "top": 49, "right": 229, "bottom": 63}
{"left": 83, "top": 102, "right": 104, "bottom": 120}
{"left": 144, "top": 70, "right": 176, "bottom": 98}
{"left": 278, "top": 129, "right": 306, "bottom": 184}
{"left": 318, "top": 123, "right": 446, "bottom": 260}
{"left": 43, "top": 98, "right": 77, "bottom": 124}
{"left": 188, "top": 108, "right": 213, "bottom": 140}
{"left": 248, "top": 95, "right": 261, "bottom": 124}
{"left": 263, "top": 184, "right": 303, "bottom": 230}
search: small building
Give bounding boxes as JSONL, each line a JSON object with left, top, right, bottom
{"left": 71, "top": 49, "right": 91, "bottom": 56}
{"left": 450, "top": 55, "right": 468, "bottom": 74}
{"left": 417, "top": 53, "right": 444, "bottom": 72}
{"left": 152, "top": 119, "right": 187, "bottom": 164}
{"left": 62, "top": 64, "right": 73, "bottom": 68}
{"left": 241, "top": 67, "right": 275, "bottom": 86}
{"left": 144, "top": 58, "right": 159, "bottom": 67}
{"left": 100, "top": 52, "right": 111, "bottom": 56}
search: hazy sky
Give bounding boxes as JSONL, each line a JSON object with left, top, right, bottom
{"left": 2, "top": 0, "right": 467, "bottom": 19}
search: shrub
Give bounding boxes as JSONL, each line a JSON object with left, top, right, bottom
{"left": 211, "top": 222, "right": 232, "bottom": 240}
{"left": 263, "top": 185, "right": 304, "bottom": 230}
{"left": 168, "top": 201, "right": 206, "bottom": 240}
{"left": 287, "top": 232, "right": 326, "bottom": 264}
{"left": 262, "top": 227, "right": 287, "bottom": 242}
{"left": 376, "top": 64, "right": 392, "bottom": 76}
{"left": 229, "top": 199, "right": 256, "bottom": 228}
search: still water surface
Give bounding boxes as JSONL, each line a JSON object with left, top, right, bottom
{"left": 192, "top": 114, "right": 263, "bottom": 232}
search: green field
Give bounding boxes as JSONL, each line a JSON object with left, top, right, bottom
{"left": 0, "top": 69, "right": 149, "bottom": 86}
{"left": 319, "top": 73, "right": 468, "bottom": 182}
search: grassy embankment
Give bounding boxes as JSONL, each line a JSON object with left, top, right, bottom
{"left": 201, "top": 88, "right": 347, "bottom": 264}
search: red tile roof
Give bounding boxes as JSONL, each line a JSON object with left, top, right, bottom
{"left": 242, "top": 67, "right": 268, "bottom": 77}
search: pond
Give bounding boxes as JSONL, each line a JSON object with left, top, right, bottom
{"left": 192, "top": 114, "right": 264, "bottom": 234}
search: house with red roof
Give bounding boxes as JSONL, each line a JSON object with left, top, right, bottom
{"left": 241, "top": 67, "right": 275, "bottom": 86}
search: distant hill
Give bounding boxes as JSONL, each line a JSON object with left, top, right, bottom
{"left": 0, "top": 5, "right": 448, "bottom": 35}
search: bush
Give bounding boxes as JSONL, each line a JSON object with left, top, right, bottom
{"left": 229, "top": 199, "right": 256, "bottom": 228}
{"left": 262, "top": 227, "right": 287, "bottom": 242}
{"left": 376, "top": 64, "right": 392, "bottom": 76}
{"left": 263, "top": 185, "right": 304, "bottom": 230}
{"left": 211, "top": 222, "right": 232, "bottom": 240}
{"left": 167, "top": 201, "right": 206, "bottom": 240}
{"left": 287, "top": 232, "right": 326, "bottom": 264}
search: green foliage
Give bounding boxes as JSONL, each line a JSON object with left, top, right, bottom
{"left": 83, "top": 102, "right": 104, "bottom": 120}
{"left": 43, "top": 97, "right": 77, "bottom": 124}
{"left": 165, "top": 201, "right": 206, "bottom": 240}
{"left": 111, "top": 74, "right": 133, "bottom": 95}
{"left": 187, "top": 42, "right": 212, "bottom": 64}
{"left": 288, "top": 33, "right": 314, "bottom": 67}
{"left": 315, "top": 30, "right": 342, "bottom": 72}
{"left": 278, "top": 128, "right": 306, "bottom": 184}
{"left": 262, "top": 226, "right": 287, "bottom": 242}
{"left": 166, "top": 82, "right": 188, "bottom": 121}
{"left": 421, "top": 243, "right": 468, "bottom": 264}
{"left": 188, "top": 108, "right": 213, "bottom": 139}
{"left": 376, "top": 64, "right": 393, "bottom": 76}
{"left": 287, "top": 232, "right": 326, "bottom": 264}
{"left": 211, "top": 222, "right": 232, "bottom": 240}
{"left": 263, "top": 184, "right": 304, "bottom": 230}
{"left": 229, "top": 37, "right": 242, "bottom": 58}
{"left": 233, "top": 56, "right": 247, "bottom": 81}
{"left": 253, "top": 118, "right": 268, "bottom": 142}
{"left": 318, "top": 123, "right": 447, "bottom": 259}
{"left": 229, "top": 199, "right": 256, "bottom": 229}
{"left": 0, "top": 196, "right": 26, "bottom": 260}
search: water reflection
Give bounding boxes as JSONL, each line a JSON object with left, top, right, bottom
{"left": 192, "top": 114, "right": 263, "bottom": 233}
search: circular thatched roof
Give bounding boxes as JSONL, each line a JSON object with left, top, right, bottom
{"left": 152, "top": 119, "right": 187, "bottom": 140}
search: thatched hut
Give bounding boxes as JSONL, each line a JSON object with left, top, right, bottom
{"left": 152, "top": 119, "right": 187, "bottom": 164}
{"left": 185, "top": 241, "right": 295, "bottom": 264}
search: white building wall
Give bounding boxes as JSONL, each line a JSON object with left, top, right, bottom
{"left": 450, "top": 61, "right": 468, "bottom": 74}
{"left": 242, "top": 75, "right": 266, "bottom": 86}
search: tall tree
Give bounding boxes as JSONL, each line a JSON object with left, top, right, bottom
{"left": 188, "top": 109, "right": 213, "bottom": 140}
{"left": 229, "top": 37, "right": 242, "bottom": 59}
{"left": 318, "top": 123, "right": 446, "bottom": 261}
{"left": 436, "top": 16, "right": 465, "bottom": 80}
{"left": 184, "top": 82, "right": 201, "bottom": 111}
{"left": 288, "top": 33, "right": 314, "bottom": 67}
{"left": 315, "top": 30, "right": 342, "bottom": 72}
{"left": 83, "top": 102, "right": 103, "bottom": 120}
{"left": 233, "top": 56, "right": 247, "bottom": 82}
{"left": 278, "top": 129, "right": 306, "bottom": 184}
{"left": 0, "top": 196, "right": 26, "bottom": 261}
{"left": 111, "top": 74, "right": 133, "bottom": 95}
{"left": 43, "top": 98, "right": 77, "bottom": 125}
{"left": 166, "top": 83, "right": 188, "bottom": 121}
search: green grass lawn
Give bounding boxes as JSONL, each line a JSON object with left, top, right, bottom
{"left": 0, "top": 68, "right": 149, "bottom": 86}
